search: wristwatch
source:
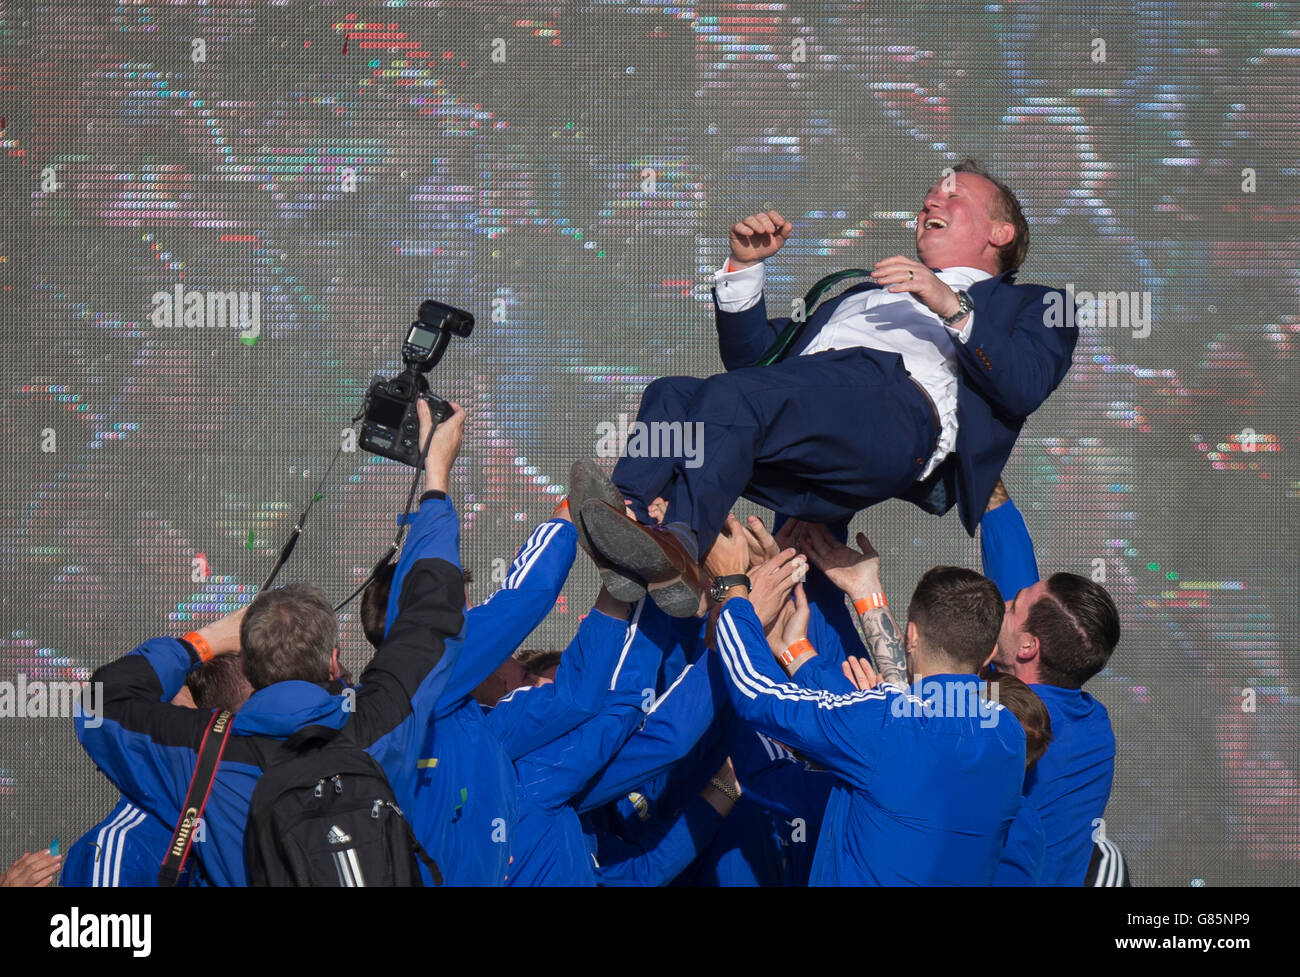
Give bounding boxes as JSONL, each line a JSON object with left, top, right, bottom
{"left": 940, "top": 289, "right": 974, "bottom": 328}
{"left": 709, "top": 574, "right": 751, "bottom": 601}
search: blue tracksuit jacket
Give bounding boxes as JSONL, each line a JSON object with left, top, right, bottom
{"left": 714, "top": 597, "right": 1025, "bottom": 885}
{"left": 398, "top": 517, "right": 576, "bottom": 885}
{"left": 576, "top": 651, "right": 733, "bottom": 885}
{"left": 1024, "top": 685, "right": 1114, "bottom": 885}
{"left": 979, "top": 498, "right": 1116, "bottom": 886}
{"left": 62, "top": 797, "right": 181, "bottom": 887}
{"left": 74, "top": 493, "right": 465, "bottom": 886}
{"left": 994, "top": 801, "right": 1047, "bottom": 884}
{"left": 504, "top": 601, "right": 664, "bottom": 885}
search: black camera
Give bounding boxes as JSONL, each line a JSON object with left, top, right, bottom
{"left": 360, "top": 300, "right": 473, "bottom": 467}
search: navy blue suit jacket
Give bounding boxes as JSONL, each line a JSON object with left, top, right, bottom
{"left": 712, "top": 270, "right": 1077, "bottom": 534}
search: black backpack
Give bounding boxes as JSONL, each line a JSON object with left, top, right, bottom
{"left": 244, "top": 724, "right": 441, "bottom": 886}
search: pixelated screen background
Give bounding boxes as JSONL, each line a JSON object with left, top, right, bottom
{"left": 2, "top": 1, "right": 1297, "bottom": 886}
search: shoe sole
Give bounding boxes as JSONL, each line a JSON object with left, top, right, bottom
{"left": 569, "top": 460, "right": 646, "bottom": 601}
{"left": 646, "top": 577, "right": 702, "bottom": 618}
{"left": 581, "top": 501, "right": 700, "bottom": 617}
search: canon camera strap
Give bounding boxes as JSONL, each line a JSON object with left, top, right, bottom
{"left": 157, "top": 708, "right": 234, "bottom": 886}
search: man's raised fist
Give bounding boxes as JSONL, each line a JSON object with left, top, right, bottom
{"left": 729, "top": 209, "right": 793, "bottom": 269}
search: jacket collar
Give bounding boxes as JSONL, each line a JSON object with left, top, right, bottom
{"left": 231, "top": 679, "right": 349, "bottom": 738}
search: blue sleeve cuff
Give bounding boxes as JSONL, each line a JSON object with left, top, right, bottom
{"left": 980, "top": 498, "right": 1041, "bottom": 601}
{"left": 129, "top": 636, "right": 200, "bottom": 701}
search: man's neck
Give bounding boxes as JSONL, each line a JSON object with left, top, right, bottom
{"left": 911, "top": 655, "right": 977, "bottom": 679}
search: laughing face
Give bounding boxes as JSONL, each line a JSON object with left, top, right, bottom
{"left": 914, "top": 171, "right": 1015, "bottom": 273}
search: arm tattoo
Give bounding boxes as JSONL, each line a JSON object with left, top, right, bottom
{"left": 858, "top": 606, "right": 908, "bottom": 687}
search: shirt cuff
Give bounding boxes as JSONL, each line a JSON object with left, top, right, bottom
{"left": 714, "top": 259, "right": 765, "bottom": 313}
{"left": 946, "top": 307, "right": 975, "bottom": 344}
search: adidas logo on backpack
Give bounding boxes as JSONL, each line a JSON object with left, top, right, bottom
{"left": 244, "top": 725, "right": 441, "bottom": 886}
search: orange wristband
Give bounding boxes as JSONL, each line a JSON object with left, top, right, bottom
{"left": 553, "top": 496, "right": 570, "bottom": 517}
{"left": 854, "top": 593, "right": 888, "bottom": 615}
{"left": 778, "top": 637, "right": 814, "bottom": 668}
{"left": 183, "top": 630, "right": 215, "bottom": 663}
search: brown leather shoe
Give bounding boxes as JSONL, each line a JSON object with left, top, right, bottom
{"left": 579, "top": 500, "right": 704, "bottom": 617}
{"left": 568, "top": 460, "right": 646, "bottom": 602}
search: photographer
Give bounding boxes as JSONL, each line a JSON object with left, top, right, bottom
{"left": 74, "top": 399, "right": 467, "bottom": 885}
{"left": 62, "top": 652, "right": 254, "bottom": 887}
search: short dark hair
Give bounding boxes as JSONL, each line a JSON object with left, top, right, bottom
{"left": 361, "top": 560, "right": 399, "bottom": 650}
{"left": 361, "top": 561, "right": 473, "bottom": 650}
{"left": 952, "top": 158, "right": 1029, "bottom": 272}
{"left": 515, "top": 648, "right": 562, "bottom": 679}
{"left": 907, "top": 566, "right": 1004, "bottom": 671}
{"left": 240, "top": 582, "right": 337, "bottom": 689}
{"left": 980, "top": 669, "right": 1053, "bottom": 770}
{"left": 186, "top": 653, "right": 254, "bottom": 713}
{"left": 1023, "top": 573, "right": 1121, "bottom": 690}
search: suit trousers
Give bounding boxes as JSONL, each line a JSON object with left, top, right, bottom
{"left": 611, "top": 347, "right": 941, "bottom": 555}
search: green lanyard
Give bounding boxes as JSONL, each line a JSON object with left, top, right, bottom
{"left": 754, "top": 269, "right": 878, "bottom": 367}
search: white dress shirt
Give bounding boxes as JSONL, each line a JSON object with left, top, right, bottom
{"left": 714, "top": 261, "right": 990, "bottom": 480}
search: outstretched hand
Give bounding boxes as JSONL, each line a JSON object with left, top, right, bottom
{"left": 798, "top": 523, "right": 882, "bottom": 600}
{"left": 419, "top": 398, "right": 466, "bottom": 494}
{"left": 1, "top": 849, "right": 61, "bottom": 887}
{"left": 703, "top": 515, "right": 753, "bottom": 580}
{"left": 841, "top": 655, "right": 883, "bottom": 691}
{"left": 748, "top": 544, "right": 808, "bottom": 632}
{"left": 736, "top": 515, "right": 780, "bottom": 570}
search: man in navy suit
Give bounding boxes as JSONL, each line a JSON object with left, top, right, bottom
{"left": 576, "top": 160, "right": 1077, "bottom": 616}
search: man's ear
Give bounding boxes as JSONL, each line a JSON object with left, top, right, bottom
{"left": 329, "top": 646, "right": 342, "bottom": 680}
{"left": 905, "top": 621, "right": 919, "bottom": 653}
{"left": 989, "top": 221, "right": 1014, "bottom": 248}
{"left": 982, "top": 645, "right": 998, "bottom": 668}
{"left": 1016, "top": 632, "right": 1039, "bottom": 665}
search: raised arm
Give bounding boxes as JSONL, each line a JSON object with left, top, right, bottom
{"left": 797, "top": 521, "right": 909, "bottom": 687}
{"left": 349, "top": 402, "right": 468, "bottom": 797}
{"left": 574, "top": 650, "right": 731, "bottom": 813}
{"left": 979, "top": 478, "right": 1041, "bottom": 601}
{"left": 512, "top": 600, "right": 665, "bottom": 809}
{"left": 713, "top": 596, "right": 890, "bottom": 788}
{"left": 433, "top": 509, "right": 577, "bottom": 717}
{"left": 486, "top": 592, "right": 647, "bottom": 761}
{"left": 713, "top": 210, "right": 794, "bottom": 370}
{"left": 74, "top": 636, "right": 218, "bottom": 826}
